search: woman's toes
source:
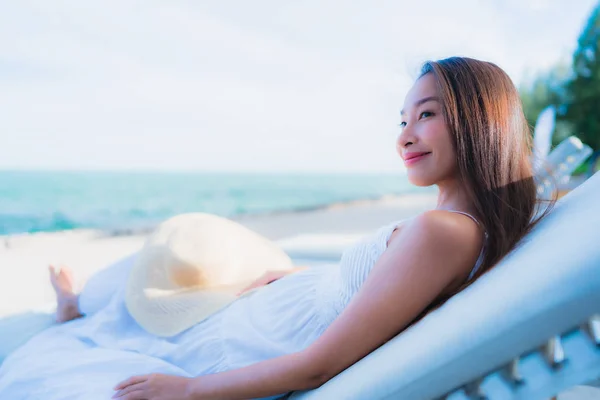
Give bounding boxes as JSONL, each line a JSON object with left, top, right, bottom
{"left": 49, "top": 264, "right": 82, "bottom": 323}
{"left": 49, "top": 264, "right": 76, "bottom": 296}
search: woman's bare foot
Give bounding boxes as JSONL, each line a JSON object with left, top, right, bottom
{"left": 49, "top": 265, "right": 83, "bottom": 323}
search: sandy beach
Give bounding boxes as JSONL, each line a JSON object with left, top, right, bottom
{"left": 0, "top": 192, "right": 438, "bottom": 318}
{"left": 1, "top": 191, "right": 597, "bottom": 399}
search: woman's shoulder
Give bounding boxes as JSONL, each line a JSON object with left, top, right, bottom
{"left": 404, "top": 209, "right": 481, "bottom": 235}
{"left": 390, "top": 210, "right": 483, "bottom": 266}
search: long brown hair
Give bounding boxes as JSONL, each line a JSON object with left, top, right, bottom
{"left": 417, "top": 57, "right": 554, "bottom": 315}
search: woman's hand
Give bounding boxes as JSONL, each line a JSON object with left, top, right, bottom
{"left": 112, "top": 373, "right": 193, "bottom": 400}
{"left": 237, "top": 267, "right": 308, "bottom": 296}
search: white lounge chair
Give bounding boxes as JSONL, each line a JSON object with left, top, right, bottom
{"left": 289, "top": 171, "right": 600, "bottom": 400}
{"left": 534, "top": 135, "right": 592, "bottom": 201}
{"left": 532, "top": 105, "right": 556, "bottom": 172}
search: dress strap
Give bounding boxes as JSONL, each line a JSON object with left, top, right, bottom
{"left": 447, "top": 210, "right": 488, "bottom": 239}
{"left": 446, "top": 210, "right": 487, "bottom": 281}
{"left": 446, "top": 210, "right": 481, "bottom": 227}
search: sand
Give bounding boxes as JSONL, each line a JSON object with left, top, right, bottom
{"left": 0, "top": 192, "right": 437, "bottom": 317}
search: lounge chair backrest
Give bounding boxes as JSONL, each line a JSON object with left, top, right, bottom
{"left": 291, "top": 172, "right": 600, "bottom": 399}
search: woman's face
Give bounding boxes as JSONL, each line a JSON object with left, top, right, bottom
{"left": 397, "top": 73, "right": 458, "bottom": 187}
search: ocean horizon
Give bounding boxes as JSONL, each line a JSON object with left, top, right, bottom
{"left": 0, "top": 170, "right": 428, "bottom": 236}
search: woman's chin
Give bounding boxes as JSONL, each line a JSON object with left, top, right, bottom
{"left": 406, "top": 174, "right": 436, "bottom": 187}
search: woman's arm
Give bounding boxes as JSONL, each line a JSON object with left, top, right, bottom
{"left": 187, "top": 211, "right": 482, "bottom": 399}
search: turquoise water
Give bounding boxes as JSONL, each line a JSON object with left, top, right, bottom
{"left": 0, "top": 170, "right": 422, "bottom": 235}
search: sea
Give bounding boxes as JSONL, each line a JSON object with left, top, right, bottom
{"left": 0, "top": 170, "right": 426, "bottom": 236}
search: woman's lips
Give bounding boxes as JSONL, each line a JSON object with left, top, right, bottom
{"left": 404, "top": 152, "right": 431, "bottom": 166}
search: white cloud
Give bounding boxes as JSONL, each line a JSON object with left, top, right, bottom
{"left": 0, "top": 0, "right": 597, "bottom": 172}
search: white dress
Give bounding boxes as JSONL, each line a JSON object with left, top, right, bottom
{"left": 0, "top": 215, "right": 483, "bottom": 400}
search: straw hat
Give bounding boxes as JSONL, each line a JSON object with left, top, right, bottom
{"left": 125, "top": 213, "right": 293, "bottom": 337}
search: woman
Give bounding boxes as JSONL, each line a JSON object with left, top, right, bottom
{"left": 0, "top": 57, "right": 545, "bottom": 400}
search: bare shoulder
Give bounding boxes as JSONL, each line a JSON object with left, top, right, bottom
{"left": 389, "top": 210, "right": 484, "bottom": 279}
{"left": 412, "top": 210, "right": 481, "bottom": 239}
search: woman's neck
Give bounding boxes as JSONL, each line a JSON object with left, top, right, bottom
{"left": 435, "top": 178, "right": 475, "bottom": 215}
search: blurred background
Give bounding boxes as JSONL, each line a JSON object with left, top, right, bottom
{"left": 0, "top": 0, "right": 598, "bottom": 236}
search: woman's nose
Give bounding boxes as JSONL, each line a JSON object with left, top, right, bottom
{"left": 397, "top": 124, "right": 416, "bottom": 149}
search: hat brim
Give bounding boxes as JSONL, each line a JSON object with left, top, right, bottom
{"left": 125, "top": 280, "right": 254, "bottom": 337}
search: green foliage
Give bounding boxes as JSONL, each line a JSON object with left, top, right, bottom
{"left": 519, "top": 64, "right": 572, "bottom": 144}
{"left": 562, "top": 3, "right": 600, "bottom": 151}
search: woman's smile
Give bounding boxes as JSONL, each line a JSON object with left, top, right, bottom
{"left": 403, "top": 151, "right": 432, "bottom": 166}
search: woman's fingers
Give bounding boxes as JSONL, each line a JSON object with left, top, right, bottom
{"left": 237, "top": 278, "right": 267, "bottom": 296}
{"left": 112, "top": 380, "right": 147, "bottom": 399}
{"left": 237, "top": 271, "right": 282, "bottom": 296}
{"left": 114, "top": 375, "right": 147, "bottom": 390}
{"left": 112, "top": 388, "right": 145, "bottom": 399}
{"left": 236, "top": 270, "right": 290, "bottom": 296}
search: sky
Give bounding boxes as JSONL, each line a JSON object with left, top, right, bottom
{"left": 1, "top": 0, "right": 598, "bottom": 173}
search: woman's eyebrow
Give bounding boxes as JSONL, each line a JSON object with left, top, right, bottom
{"left": 400, "top": 96, "right": 440, "bottom": 115}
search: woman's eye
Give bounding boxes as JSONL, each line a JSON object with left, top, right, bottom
{"left": 399, "top": 111, "right": 432, "bottom": 128}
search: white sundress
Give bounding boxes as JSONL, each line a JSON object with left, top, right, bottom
{"left": 0, "top": 214, "right": 484, "bottom": 400}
